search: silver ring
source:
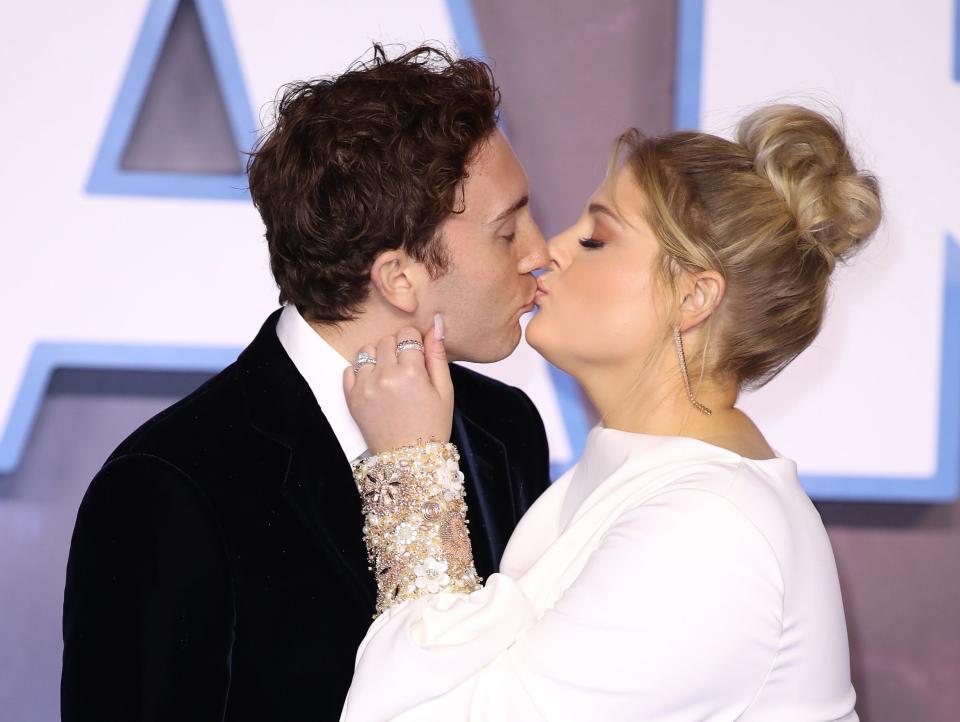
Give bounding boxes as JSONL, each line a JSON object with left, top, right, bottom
{"left": 353, "top": 351, "right": 377, "bottom": 375}
{"left": 396, "top": 339, "right": 425, "bottom": 355}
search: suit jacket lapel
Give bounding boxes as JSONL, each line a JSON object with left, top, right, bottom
{"left": 280, "top": 411, "right": 375, "bottom": 607}
{"left": 239, "top": 311, "right": 375, "bottom": 608}
{"left": 239, "top": 311, "right": 522, "bottom": 600}
{"left": 452, "top": 409, "right": 517, "bottom": 580}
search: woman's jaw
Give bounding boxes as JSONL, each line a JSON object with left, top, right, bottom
{"left": 529, "top": 308, "right": 739, "bottom": 439}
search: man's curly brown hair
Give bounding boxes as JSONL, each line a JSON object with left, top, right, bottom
{"left": 247, "top": 44, "right": 501, "bottom": 323}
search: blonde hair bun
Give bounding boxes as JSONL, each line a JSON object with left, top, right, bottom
{"left": 736, "top": 104, "right": 882, "bottom": 268}
{"left": 619, "top": 103, "right": 882, "bottom": 388}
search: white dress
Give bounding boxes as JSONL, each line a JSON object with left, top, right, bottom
{"left": 340, "top": 426, "right": 859, "bottom": 721}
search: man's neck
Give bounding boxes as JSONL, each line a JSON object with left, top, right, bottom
{"left": 306, "top": 309, "right": 427, "bottom": 364}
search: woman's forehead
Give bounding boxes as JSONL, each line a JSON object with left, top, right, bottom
{"left": 588, "top": 167, "right": 653, "bottom": 236}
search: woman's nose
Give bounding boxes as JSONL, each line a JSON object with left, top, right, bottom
{"left": 544, "top": 227, "right": 577, "bottom": 269}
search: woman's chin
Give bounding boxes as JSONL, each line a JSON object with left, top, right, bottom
{"left": 524, "top": 315, "right": 556, "bottom": 365}
{"left": 525, "top": 319, "right": 583, "bottom": 382}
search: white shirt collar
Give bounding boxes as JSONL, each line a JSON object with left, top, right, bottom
{"left": 275, "top": 304, "right": 368, "bottom": 464}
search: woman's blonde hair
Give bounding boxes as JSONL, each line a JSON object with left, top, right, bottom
{"left": 619, "top": 104, "right": 882, "bottom": 389}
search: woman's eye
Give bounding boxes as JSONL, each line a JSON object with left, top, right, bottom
{"left": 579, "top": 237, "right": 604, "bottom": 250}
{"left": 502, "top": 233, "right": 516, "bottom": 243}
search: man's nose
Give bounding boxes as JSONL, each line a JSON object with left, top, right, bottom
{"left": 517, "top": 226, "right": 549, "bottom": 274}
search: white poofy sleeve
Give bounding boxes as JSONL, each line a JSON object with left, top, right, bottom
{"left": 340, "top": 488, "right": 785, "bottom": 722}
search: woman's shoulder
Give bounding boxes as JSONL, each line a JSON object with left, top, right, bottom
{"left": 663, "top": 452, "right": 799, "bottom": 507}
{"left": 575, "top": 427, "right": 816, "bottom": 567}
{"left": 646, "top": 455, "right": 817, "bottom": 580}
{"left": 601, "top": 475, "right": 788, "bottom": 607}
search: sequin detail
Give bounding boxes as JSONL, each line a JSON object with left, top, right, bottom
{"left": 352, "top": 442, "right": 482, "bottom": 616}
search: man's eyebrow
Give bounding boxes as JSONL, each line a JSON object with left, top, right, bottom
{"left": 487, "top": 195, "right": 529, "bottom": 226}
{"left": 588, "top": 202, "right": 624, "bottom": 226}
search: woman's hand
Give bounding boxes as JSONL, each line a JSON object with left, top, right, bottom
{"left": 343, "top": 318, "right": 454, "bottom": 454}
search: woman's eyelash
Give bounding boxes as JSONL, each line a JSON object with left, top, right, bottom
{"left": 503, "top": 233, "right": 516, "bottom": 243}
{"left": 579, "top": 237, "right": 604, "bottom": 249}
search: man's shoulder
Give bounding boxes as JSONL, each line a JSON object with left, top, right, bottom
{"left": 107, "top": 361, "right": 250, "bottom": 466}
{"left": 106, "top": 310, "right": 290, "bottom": 469}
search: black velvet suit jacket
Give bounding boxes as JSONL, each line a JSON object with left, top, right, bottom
{"left": 61, "top": 310, "right": 551, "bottom": 722}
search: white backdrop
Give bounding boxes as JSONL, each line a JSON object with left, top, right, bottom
{"left": 699, "top": 0, "right": 959, "bottom": 494}
{"left": 0, "top": 0, "right": 956, "bottom": 500}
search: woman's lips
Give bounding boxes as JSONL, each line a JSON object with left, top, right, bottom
{"left": 534, "top": 277, "right": 549, "bottom": 302}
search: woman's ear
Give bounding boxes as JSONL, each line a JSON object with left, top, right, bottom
{"left": 369, "top": 250, "right": 421, "bottom": 314}
{"left": 678, "top": 270, "right": 725, "bottom": 332}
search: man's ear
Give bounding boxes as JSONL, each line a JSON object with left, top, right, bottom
{"left": 369, "top": 249, "right": 421, "bottom": 314}
{"left": 678, "top": 270, "right": 725, "bottom": 332}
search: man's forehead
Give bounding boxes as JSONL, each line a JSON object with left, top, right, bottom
{"left": 460, "top": 131, "right": 529, "bottom": 222}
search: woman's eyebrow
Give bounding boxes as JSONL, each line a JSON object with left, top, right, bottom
{"left": 588, "top": 202, "right": 623, "bottom": 226}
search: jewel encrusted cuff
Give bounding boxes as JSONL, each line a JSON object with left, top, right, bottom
{"left": 352, "top": 442, "right": 482, "bottom": 616}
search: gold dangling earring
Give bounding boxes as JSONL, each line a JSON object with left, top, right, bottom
{"left": 674, "top": 325, "right": 712, "bottom": 416}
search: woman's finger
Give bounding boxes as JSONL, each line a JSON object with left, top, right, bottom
{"left": 376, "top": 335, "right": 398, "bottom": 372}
{"left": 423, "top": 317, "right": 453, "bottom": 401}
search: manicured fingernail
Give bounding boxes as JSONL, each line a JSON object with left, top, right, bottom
{"left": 434, "top": 313, "right": 445, "bottom": 341}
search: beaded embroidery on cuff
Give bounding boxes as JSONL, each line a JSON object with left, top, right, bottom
{"left": 352, "top": 442, "right": 482, "bottom": 616}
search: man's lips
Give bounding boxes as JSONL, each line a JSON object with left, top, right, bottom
{"left": 519, "top": 279, "right": 541, "bottom": 310}
{"left": 519, "top": 277, "right": 547, "bottom": 314}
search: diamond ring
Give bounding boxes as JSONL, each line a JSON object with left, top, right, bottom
{"left": 396, "top": 339, "right": 425, "bottom": 355}
{"left": 353, "top": 351, "right": 377, "bottom": 375}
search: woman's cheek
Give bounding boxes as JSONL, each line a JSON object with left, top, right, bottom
{"left": 595, "top": 274, "right": 643, "bottom": 331}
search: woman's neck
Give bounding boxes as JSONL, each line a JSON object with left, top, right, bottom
{"left": 596, "top": 378, "right": 737, "bottom": 436}
{"left": 578, "top": 361, "right": 773, "bottom": 459}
